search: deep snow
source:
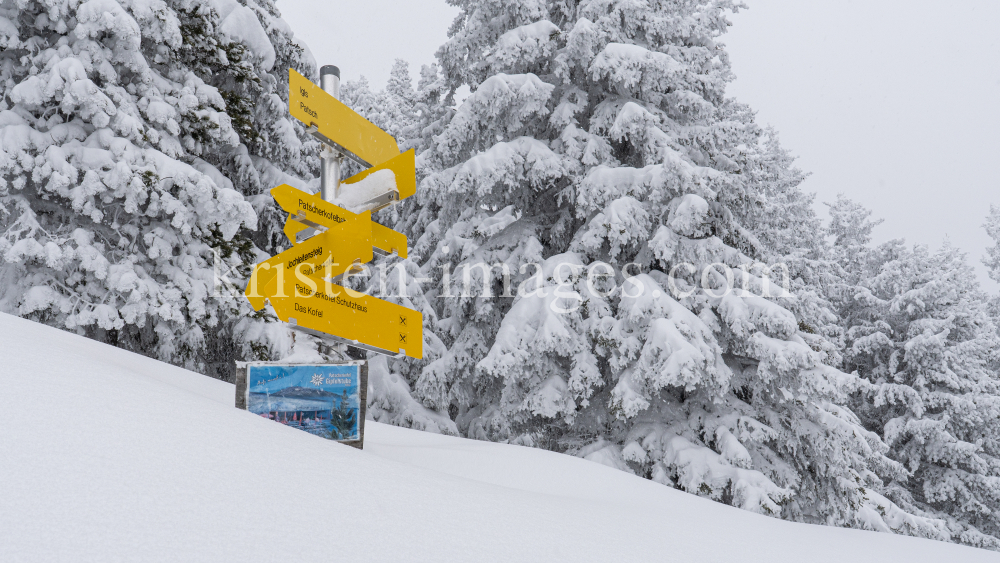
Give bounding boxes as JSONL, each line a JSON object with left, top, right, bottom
{"left": 1, "top": 313, "right": 997, "bottom": 563}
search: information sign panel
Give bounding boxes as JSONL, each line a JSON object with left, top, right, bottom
{"left": 244, "top": 363, "right": 361, "bottom": 442}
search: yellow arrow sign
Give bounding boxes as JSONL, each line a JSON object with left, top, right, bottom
{"left": 244, "top": 222, "right": 373, "bottom": 311}
{"left": 272, "top": 184, "right": 409, "bottom": 258}
{"left": 282, "top": 217, "right": 408, "bottom": 259}
{"left": 250, "top": 275, "right": 423, "bottom": 359}
{"left": 289, "top": 68, "right": 399, "bottom": 168}
{"left": 271, "top": 184, "right": 365, "bottom": 233}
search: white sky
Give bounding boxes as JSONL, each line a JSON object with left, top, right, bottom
{"left": 279, "top": 0, "right": 1000, "bottom": 290}
{"left": 724, "top": 0, "right": 1000, "bottom": 290}
{"left": 278, "top": 0, "right": 458, "bottom": 88}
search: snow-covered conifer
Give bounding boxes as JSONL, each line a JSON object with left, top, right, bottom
{"left": 0, "top": 0, "right": 316, "bottom": 376}
{"left": 983, "top": 205, "right": 1000, "bottom": 285}
{"left": 842, "top": 241, "right": 1000, "bottom": 549}
{"left": 386, "top": 0, "right": 934, "bottom": 533}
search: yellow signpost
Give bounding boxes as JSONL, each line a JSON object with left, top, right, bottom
{"left": 261, "top": 276, "right": 422, "bottom": 359}
{"left": 271, "top": 183, "right": 369, "bottom": 234}
{"left": 271, "top": 183, "right": 410, "bottom": 258}
{"left": 243, "top": 68, "right": 423, "bottom": 359}
{"left": 289, "top": 68, "right": 399, "bottom": 168}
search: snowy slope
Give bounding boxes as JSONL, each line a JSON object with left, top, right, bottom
{"left": 1, "top": 313, "right": 997, "bottom": 563}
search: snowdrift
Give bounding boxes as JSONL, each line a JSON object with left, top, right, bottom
{"left": 1, "top": 313, "right": 995, "bottom": 563}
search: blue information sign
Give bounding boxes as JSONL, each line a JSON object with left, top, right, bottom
{"left": 245, "top": 363, "right": 361, "bottom": 441}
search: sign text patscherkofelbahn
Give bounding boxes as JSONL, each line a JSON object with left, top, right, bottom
{"left": 242, "top": 69, "right": 422, "bottom": 359}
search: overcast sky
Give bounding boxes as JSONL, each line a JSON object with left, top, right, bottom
{"left": 724, "top": 0, "right": 1000, "bottom": 290}
{"left": 279, "top": 0, "right": 1000, "bottom": 290}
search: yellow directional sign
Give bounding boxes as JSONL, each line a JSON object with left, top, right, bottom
{"left": 342, "top": 149, "right": 417, "bottom": 202}
{"left": 282, "top": 216, "right": 407, "bottom": 259}
{"left": 252, "top": 274, "right": 423, "bottom": 359}
{"left": 244, "top": 225, "right": 373, "bottom": 312}
{"left": 271, "top": 183, "right": 366, "bottom": 233}
{"left": 242, "top": 69, "right": 421, "bottom": 359}
{"left": 289, "top": 68, "right": 399, "bottom": 167}
{"left": 272, "top": 184, "right": 408, "bottom": 258}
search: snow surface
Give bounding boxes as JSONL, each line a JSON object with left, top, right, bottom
{"left": 1, "top": 313, "right": 997, "bottom": 563}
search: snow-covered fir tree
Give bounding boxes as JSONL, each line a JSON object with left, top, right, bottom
{"left": 839, "top": 237, "right": 1000, "bottom": 549}
{"left": 373, "top": 0, "right": 948, "bottom": 535}
{"left": 983, "top": 204, "right": 1000, "bottom": 333}
{"left": 983, "top": 205, "right": 1000, "bottom": 286}
{"left": 0, "top": 0, "right": 320, "bottom": 376}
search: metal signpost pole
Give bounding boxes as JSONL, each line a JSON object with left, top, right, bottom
{"left": 319, "top": 65, "right": 342, "bottom": 204}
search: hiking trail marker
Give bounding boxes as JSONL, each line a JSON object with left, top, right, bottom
{"left": 289, "top": 68, "right": 399, "bottom": 168}
{"left": 243, "top": 66, "right": 422, "bottom": 360}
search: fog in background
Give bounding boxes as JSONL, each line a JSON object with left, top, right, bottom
{"left": 279, "top": 0, "right": 458, "bottom": 90}
{"left": 725, "top": 0, "right": 1000, "bottom": 290}
{"left": 280, "top": 0, "right": 1000, "bottom": 290}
